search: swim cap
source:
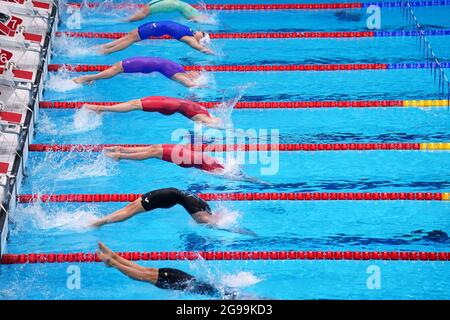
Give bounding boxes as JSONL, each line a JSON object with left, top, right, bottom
{"left": 199, "top": 33, "right": 211, "bottom": 47}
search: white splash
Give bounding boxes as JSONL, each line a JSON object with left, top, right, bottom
{"left": 37, "top": 112, "right": 58, "bottom": 135}
{"left": 12, "top": 201, "right": 99, "bottom": 232}
{"left": 192, "top": 70, "right": 216, "bottom": 89}
{"left": 212, "top": 206, "right": 241, "bottom": 229}
{"left": 45, "top": 69, "right": 81, "bottom": 92}
{"left": 220, "top": 272, "right": 262, "bottom": 288}
{"left": 58, "top": 153, "right": 114, "bottom": 180}
{"left": 195, "top": 1, "right": 219, "bottom": 25}
{"left": 63, "top": 0, "right": 133, "bottom": 27}
{"left": 212, "top": 84, "right": 252, "bottom": 129}
{"left": 37, "top": 107, "right": 102, "bottom": 135}
{"left": 221, "top": 156, "right": 243, "bottom": 177}
{"left": 32, "top": 151, "right": 117, "bottom": 181}
{"left": 53, "top": 34, "right": 97, "bottom": 57}
{"left": 72, "top": 107, "right": 103, "bottom": 132}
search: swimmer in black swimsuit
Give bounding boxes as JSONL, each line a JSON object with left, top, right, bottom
{"left": 96, "top": 242, "right": 238, "bottom": 299}
{"left": 91, "top": 188, "right": 256, "bottom": 236}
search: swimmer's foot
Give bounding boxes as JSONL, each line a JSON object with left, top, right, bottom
{"left": 103, "top": 146, "right": 123, "bottom": 152}
{"left": 98, "top": 241, "right": 114, "bottom": 256}
{"left": 84, "top": 104, "right": 104, "bottom": 114}
{"left": 96, "top": 250, "right": 113, "bottom": 267}
{"left": 104, "top": 151, "right": 121, "bottom": 160}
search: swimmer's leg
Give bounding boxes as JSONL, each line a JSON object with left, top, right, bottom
{"left": 73, "top": 62, "right": 124, "bottom": 84}
{"left": 97, "top": 250, "right": 159, "bottom": 283}
{"left": 92, "top": 198, "right": 146, "bottom": 227}
{"left": 105, "top": 145, "right": 163, "bottom": 160}
{"left": 85, "top": 99, "right": 142, "bottom": 114}
{"left": 101, "top": 30, "right": 141, "bottom": 55}
{"left": 104, "top": 145, "right": 160, "bottom": 153}
{"left": 127, "top": 5, "right": 151, "bottom": 22}
{"left": 98, "top": 242, "right": 150, "bottom": 272}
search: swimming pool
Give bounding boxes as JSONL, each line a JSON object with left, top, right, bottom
{"left": 1, "top": 0, "right": 450, "bottom": 300}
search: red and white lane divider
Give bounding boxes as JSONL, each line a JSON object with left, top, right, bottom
{"left": 66, "top": 2, "right": 364, "bottom": 10}
{"left": 39, "top": 100, "right": 405, "bottom": 109}
{"left": 28, "top": 143, "right": 450, "bottom": 152}
{"left": 47, "top": 63, "right": 389, "bottom": 72}
{"left": 17, "top": 192, "right": 449, "bottom": 203}
{"left": 57, "top": 31, "right": 378, "bottom": 40}
{"left": 2, "top": 250, "right": 449, "bottom": 264}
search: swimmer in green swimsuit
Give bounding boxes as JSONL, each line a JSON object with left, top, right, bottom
{"left": 127, "top": 0, "right": 213, "bottom": 24}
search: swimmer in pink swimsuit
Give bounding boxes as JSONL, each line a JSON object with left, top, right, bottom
{"left": 73, "top": 57, "right": 202, "bottom": 88}
{"left": 84, "top": 96, "right": 222, "bottom": 128}
{"left": 104, "top": 144, "right": 224, "bottom": 173}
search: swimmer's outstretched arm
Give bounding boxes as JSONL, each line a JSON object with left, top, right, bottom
{"left": 221, "top": 171, "right": 272, "bottom": 185}
{"left": 190, "top": 15, "right": 216, "bottom": 25}
{"left": 183, "top": 38, "right": 215, "bottom": 55}
{"left": 213, "top": 226, "right": 258, "bottom": 237}
{"left": 126, "top": 6, "right": 151, "bottom": 22}
{"left": 92, "top": 199, "right": 146, "bottom": 227}
{"left": 172, "top": 74, "right": 199, "bottom": 88}
{"left": 192, "top": 212, "right": 258, "bottom": 237}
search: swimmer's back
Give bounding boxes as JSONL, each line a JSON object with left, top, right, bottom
{"left": 138, "top": 21, "right": 193, "bottom": 40}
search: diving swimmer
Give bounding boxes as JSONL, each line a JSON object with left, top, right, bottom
{"left": 104, "top": 144, "right": 224, "bottom": 173}
{"left": 127, "top": 0, "right": 213, "bottom": 24}
{"left": 104, "top": 144, "right": 270, "bottom": 184}
{"left": 83, "top": 96, "right": 223, "bottom": 128}
{"left": 99, "top": 21, "right": 213, "bottom": 55}
{"left": 91, "top": 188, "right": 256, "bottom": 236}
{"left": 96, "top": 242, "right": 239, "bottom": 299}
{"left": 72, "top": 57, "right": 203, "bottom": 88}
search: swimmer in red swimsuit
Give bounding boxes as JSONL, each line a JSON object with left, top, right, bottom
{"left": 84, "top": 96, "right": 223, "bottom": 128}
{"left": 104, "top": 144, "right": 271, "bottom": 184}
{"left": 104, "top": 144, "right": 224, "bottom": 173}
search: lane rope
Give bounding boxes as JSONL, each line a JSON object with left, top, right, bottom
{"left": 66, "top": 1, "right": 450, "bottom": 10}
{"left": 39, "top": 99, "right": 449, "bottom": 109}
{"left": 2, "top": 251, "right": 449, "bottom": 264}
{"left": 47, "top": 62, "right": 450, "bottom": 72}
{"left": 17, "top": 192, "right": 450, "bottom": 203}
{"left": 55, "top": 29, "right": 450, "bottom": 40}
{"left": 28, "top": 143, "right": 450, "bottom": 152}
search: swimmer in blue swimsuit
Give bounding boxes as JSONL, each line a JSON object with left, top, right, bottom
{"left": 73, "top": 56, "right": 202, "bottom": 88}
{"left": 99, "top": 21, "right": 213, "bottom": 55}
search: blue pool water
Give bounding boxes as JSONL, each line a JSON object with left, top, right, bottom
{"left": 1, "top": 0, "right": 450, "bottom": 299}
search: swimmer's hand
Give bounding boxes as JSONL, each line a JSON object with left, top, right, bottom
{"left": 73, "top": 76, "right": 95, "bottom": 85}
{"left": 190, "top": 15, "right": 217, "bottom": 25}
{"left": 228, "top": 227, "right": 258, "bottom": 237}
{"left": 209, "top": 224, "right": 258, "bottom": 237}
{"left": 224, "top": 172, "right": 273, "bottom": 186}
